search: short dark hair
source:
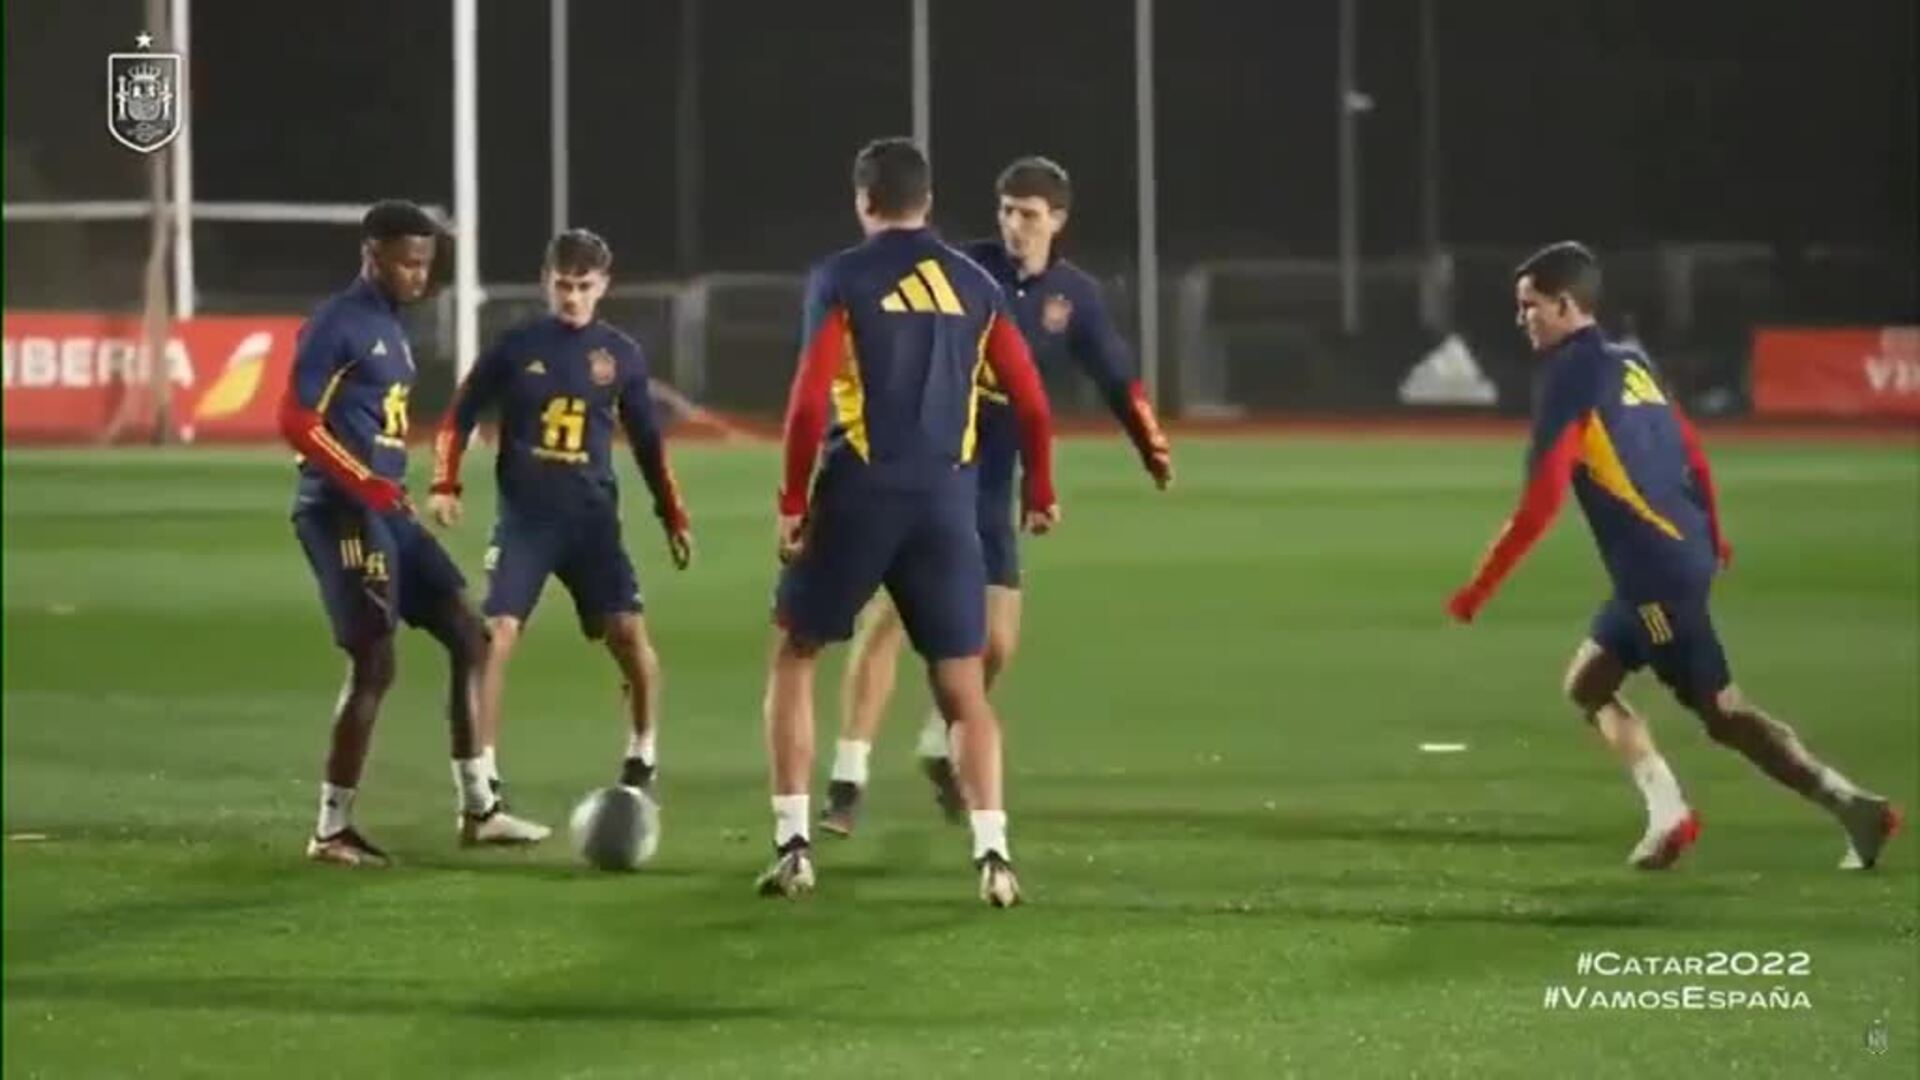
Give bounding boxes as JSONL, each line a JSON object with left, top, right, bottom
{"left": 852, "top": 137, "right": 931, "bottom": 218}
{"left": 362, "top": 200, "right": 440, "bottom": 242}
{"left": 545, "top": 228, "right": 613, "bottom": 275}
{"left": 1515, "top": 241, "right": 1602, "bottom": 313}
{"left": 995, "top": 156, "right": 1072, "bottom": 212}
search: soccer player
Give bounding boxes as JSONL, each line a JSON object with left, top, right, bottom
{"left": 429, "top": 229, "right": 693, "bottom": 808}
{"left": 1447, "top": 241, "right": 1902, "bottom": 870}
{"left": 282, "top": 200, "right": 545, "bottom": 867}
{"left": 758, "top": 138, "right": 1060, "bottom": 906}
{"left": 822, "top": 156, "right": 1173, "bottom": 835}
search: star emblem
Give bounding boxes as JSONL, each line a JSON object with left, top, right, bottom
{"left": 135, "top": 32, "right": 154, "bottom": 49}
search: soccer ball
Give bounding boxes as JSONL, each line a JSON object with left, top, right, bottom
{"left": 568, "top": 785, "right": 660, "bottom": 871}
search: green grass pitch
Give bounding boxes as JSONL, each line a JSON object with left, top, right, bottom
{"left": 4, "top": 435, "right": 1916, "bottom": 1077}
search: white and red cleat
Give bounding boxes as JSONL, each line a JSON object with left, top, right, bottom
{"left": 1839, "top": 798, "right": 1902, "bottom": 870}
{"left": 1628, "top": 810, "right": 1701, "bottom": 870}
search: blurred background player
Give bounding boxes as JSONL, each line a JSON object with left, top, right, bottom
{"left": 281, "top": 200, "right": 545, "bottom": 866}
{"left": 1447, "top": 241, "right": 1902, "bottom": 871}
{"left": 822, "top": 156, "right": 1173, "bottom": 835}
{"left": 759, "top": 138, "right": 1060, "bottom": 905}
{"left": 430, "top": 228, "right": 694, "bottom": 824}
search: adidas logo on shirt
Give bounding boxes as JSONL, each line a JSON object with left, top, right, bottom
{"left": 879, "top": 259, "right": 967, "bottom": 315}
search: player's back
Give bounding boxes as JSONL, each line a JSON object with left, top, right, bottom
{"left": 1557, "top": 329, "right": 1716, "bottom": 594}
{"left": 808, "top": 228, "right": 1004, "bottom": 486}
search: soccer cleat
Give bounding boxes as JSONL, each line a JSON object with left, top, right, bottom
{"left": 459, "top": 802, "right": 552, "bottom": 846}
{"left": 618, "top": 757, "right": 658, "bottom": 799}
{"left": 1838, "top": 797, "right": 1901, "bottom": 870}
{"left": 755, "top": 837, "right": 816, "bottom": 899}
{"left": 919, "top": 755, "right": 967, "bottom": 824}
{"left": 819, "top": 780, "right": 863, "bottom": 837}
{"left": 1628, "top": 810, "right": 1701, "bottom": 870}
{"left": 977, "top": 851, "right": 1021, "bottom": 908}
{"left": 305, "top": 827, "right": 392, "bottom": 868}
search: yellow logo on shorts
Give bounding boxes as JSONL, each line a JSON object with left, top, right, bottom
{"left": 484, "top": 545, "right": 500, "bottom": 572}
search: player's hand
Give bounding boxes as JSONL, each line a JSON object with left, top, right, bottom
{"left": 362, "top": 477, "right": 407, "bottom": 515}
{"left": 776, "top": 512, "right": 807, "bottom": 564}
{"left": 666, "top": 526, "right": 695, "bottom": 570}
{"left": 1022, "top": 504, "right": 1061, "bottom": 536}
{"left": 1714, "top": 537, "right": 1735, "bottom": 572}
{"left": 1143, "top": 447, "right": 1174, "bottom": 491}
{"left": 426, "top": 492, "right": 463, "bottom": 529}
{"left": 1446, "top": 584, "right": 1487, "bottom": 625}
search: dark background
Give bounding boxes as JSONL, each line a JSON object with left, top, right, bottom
{"left": 8, "top": 0, "right": 1914, "bottom": 275}
{"left": 5, "top": 0, "right": 1915, "bottom": 416}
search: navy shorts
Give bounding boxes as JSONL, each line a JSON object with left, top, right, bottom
{"left": 977, "top": 482, "right": 1020, "bottom": 589}
{"left": 776, "top": 469, "right": 987, "bottom": 660}
{"left": 483, "top": 507, "right": 641, "bottom": 639}
{"left": 1590, "top": 590, "right": 1732, "bottom": 709}
{"left": 293, "top": 500, "right": 467, "bottom": 648}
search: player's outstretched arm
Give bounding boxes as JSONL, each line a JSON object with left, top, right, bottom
{"left": 1448, "top": 419, "right": 1584, "bottom": 623}
{"left": 426, "top": 341, "right": 510, "bottom": 528}
{"left": 983, "top": 314, "right": 1060, "bottom": 533}
{"left": 1671, "top": 406, "right": 1732, "bottom": 569}
{"left": 617, "top": 350, "right": 694, "bottom": 569}
{"left": 278, "top": 315, "right": 403, "bottom": 513}
{"left": 775, "top": 305, "right": 847, "bottom": 561}
{"left": 1069, "top": 283, "right": 1172, "bottom": 489}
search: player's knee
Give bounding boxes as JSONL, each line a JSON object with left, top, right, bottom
{"left": 983, "top": 629, "right": 1017, "bottom": 682}
{"left": 485, "top": 616, "right": 521, "bottom": 658}
{"left": 348, "top": 638, "right": 397, "bottom": 697}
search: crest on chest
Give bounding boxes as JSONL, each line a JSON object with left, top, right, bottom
{"left": 1040, "top": 294, "right": 1074, "bottom": 334}
{"left": 588, "top": 348, "right": 618, "bottom": 387}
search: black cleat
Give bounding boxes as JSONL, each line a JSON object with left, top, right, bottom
{"left": 919, "top": 755, "right": 967, "bottom": 824}
{"left": 619, "top": 757, "right": 658, "bottom": 798}
{"left": 305, "top": 826, "right": 392, "bottom": 868}
{"left": 820, "top": 780, "right": 863, "bottom": 837}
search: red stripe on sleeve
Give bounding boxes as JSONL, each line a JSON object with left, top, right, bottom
{"left": 1459, "top": 416, "right": 1587, "bottom": 609}
{"left": 983, "top": 314, "right": 1057, "bottom": 512}
{"left": 1672, "top": 407, "right": 1730, "bottom": 564}
{"left": 778, "top": 306, "right": 848, "bottom": 516}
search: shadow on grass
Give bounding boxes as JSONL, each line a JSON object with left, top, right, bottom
{"left": 2, "top": 972, "right": 782, "bottom": 1025}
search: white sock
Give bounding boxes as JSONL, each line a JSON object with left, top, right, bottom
{"left": 969, "top": 809, "right": 1009, "bottom": 862}
{"left": 1631, "top": 755, "right": 1688, "bottom": 826}
{"left": 831, "top": 739, "right": 872, "bottom": 786}
{"left": 452, "top": 757, "right": 492, "bottom": 815}
{"left": 916, "top": 711, "right": 950, "bottom": 760}
{"left": 772, "top": 794, "right": 810, "bottom": 848}
{"left": 626, "top": 728, "right": 657, "bottom": 767}
{"left": 478, "top": 745, "right": 499, "bottom": 786}
{"left": 1814, "top": 763, "right": 1865, "bottom": 807}
{"left": 317, "top": 783, "right": 355, "bottom": 837}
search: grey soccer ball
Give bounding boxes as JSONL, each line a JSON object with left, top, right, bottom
{"left": 569, "top": 786, "right": 660, "bottom": 871}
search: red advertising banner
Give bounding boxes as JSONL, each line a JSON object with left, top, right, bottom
{"left": 1751, "top": 326, "right": 1920, "bottom": 419}
{"left": 2, "top": 311, "right": 306, "bottom": 442}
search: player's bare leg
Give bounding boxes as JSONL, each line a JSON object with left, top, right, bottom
{"left": 1690, "top": 685, "right": 1901, "bottom": 869}
{"left": 476, "top": 614, "right": 521, "bottom": 789}
{"left": 822, "top": 597, "right": 904, "bottom": 835}
{"left": 930, "top": 655, "right": 1019, "bottom": 907}
{"left": 438, "top": 602, "right": 548, "bottom": 846}
{"left": 604, "top": 612, "right": 662, "bottom": 795}
{"left": 1565, "top": 641, "right": 1698, "bottom": 869}
{"left": 911, "top": 586, "right": 1020, "bottom": 822}
{"left": 307, "top": 632, "right": 395, "bottom": 868}
{"left": 758, "top": 631, "right": 819, "bottom": 897}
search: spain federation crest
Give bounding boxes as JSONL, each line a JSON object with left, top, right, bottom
{"left": 1041, "top": 294, "right": 1074, "bottom": 334}
{"left": 589, "top": 348, "right": 618, "bottom": 387}
{"left": 107, "top": 39, "right": 183, "bottom": 154}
